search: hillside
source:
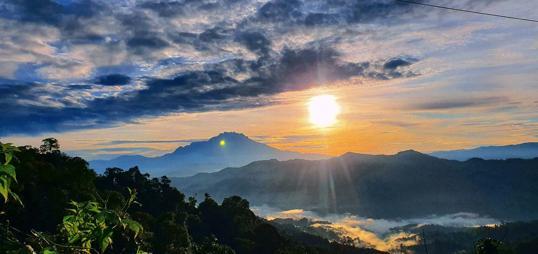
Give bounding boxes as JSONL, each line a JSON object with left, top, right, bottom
{"left": 90, "top": 132, "right": 325, "bottom": 177}
{"left": 431, "top": 142, "right": 538, "bottom": 160}
{"left": 1, "top": 142, "right": 383, "bottom": 254}
{"left": 173, "top": 150, "right": 538, "bottom": 220}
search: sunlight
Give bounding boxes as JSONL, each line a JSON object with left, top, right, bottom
{"left": 308, "top": 95, "right": 341, "bottom": 128}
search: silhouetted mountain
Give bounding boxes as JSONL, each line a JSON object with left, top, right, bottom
{"left": 173, "top": 151, "right": 538, "bottom": 220}
{"left": 90, "top": 132, "right": 325, "bottom": 177}
{"left": 430, "top": 142, "right": 538, "bottom": 160}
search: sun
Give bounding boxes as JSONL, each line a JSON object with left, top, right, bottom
{"left": 308, "top": 95, "right": 341, "bottom": 128}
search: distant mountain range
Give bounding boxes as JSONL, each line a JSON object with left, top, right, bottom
{"left": 430, "top": 142, "right": 538, "bottom": 161}
{"left": 172, "top": 150, "right": 538, "bottom": 220}
{"left": 89, "top": 132, "right": 325, "bottom": 177}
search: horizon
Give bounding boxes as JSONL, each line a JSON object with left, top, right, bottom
{"left": 2, "top": 1, "right": 538, "bottom": 252}
{"left": 4, "top": 131, "right": 538, "bottom": 161}
{"left": 1, "top": 0, "right": 538, "bottom": 160}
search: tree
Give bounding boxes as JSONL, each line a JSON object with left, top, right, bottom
{"left": 1, "top": 139, "right": 382, "bottom": 254}
{"left": 475, "top": 238, "right": 514, "bottom": 254}
{"left": 40, "top": 138, "right": 60, "bottom": 154}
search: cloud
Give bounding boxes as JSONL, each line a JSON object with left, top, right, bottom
{"left": 94, "top": 74, "right": 131, "bottom": 86}
{"left": 99, "top": 139, "right": 205, "bottom": 146}
{"left": 3, "top": 0, "right": 101, "bottom": 26}
{"left": 406, "top": 96, "right": 508, "bottom": 110}
{"left": 66, "top": 146, "right": 167, "bottom": 161}
{"left": 0, "top": 45, "right": 417, "bottom": 135}
{"left": 373, "top": 120, "right": 420, "bottom": 128}
{"left": 235, "top": 31, "right": 272, "bottom": 56}
{"left": 253, "top": 205, "right": 500, "bottom": 251}
{"left": 383, "top": 57, "right": 416, "bottom": 70}
{"left": 0, "top": 0, "right": 502, "bottom": 136}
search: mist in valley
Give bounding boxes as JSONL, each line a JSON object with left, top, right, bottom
{"left": 253, "top": 205, "right": 501, "bottom": 251}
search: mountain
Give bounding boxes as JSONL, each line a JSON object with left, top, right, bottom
{"left": 172, "top": 150, "right": 538, "bottom": 220}
{"left": 89, "top": 132, "right": 325, "bottom": 177}
{"left": 430, "top": 142, "right": 538, "bottom": 161}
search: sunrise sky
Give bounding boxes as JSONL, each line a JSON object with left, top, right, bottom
{"left": 1, "top": 0, "right": 538, "bottom": 160}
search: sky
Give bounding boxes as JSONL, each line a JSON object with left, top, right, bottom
{"left": 1, "top": 0, "right": 538, "bottom": 160}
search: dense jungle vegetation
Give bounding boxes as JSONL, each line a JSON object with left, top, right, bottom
{"left": 0, "top": 139, "right": 386, "bottom": 254}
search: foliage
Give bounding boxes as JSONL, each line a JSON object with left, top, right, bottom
{"left": 59, "top": 189, "right": 143, "bottom": 253}
{"left": 2, "top": 138, "right": 538, "bottom": 254}
{"left": 0, "top": 138, "right": 454, "bottom": 254}
{"left": 39, "top": 138, "right": 60, "bottom": 154}
{"left": 0, "top": 143, "right": 22, "bottom": 206}
{"left": 475, "top": 238, "right": 514, "bottom": 254}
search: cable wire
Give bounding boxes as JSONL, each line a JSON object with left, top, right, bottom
{"left": 396, "top": 0, "right": 538, "bottom": 23}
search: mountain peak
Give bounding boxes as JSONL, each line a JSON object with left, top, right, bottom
{"left": 395, "top": 149, "right": 429, "bottom": 158}
{"left": 212, "top": 132, "right": 250, "bottom": 141}
{"left": 206, "top": 132, "right": 259, "bottom": 146}
{"left": 89, "top": 132, "right": 324, "bottom": 177}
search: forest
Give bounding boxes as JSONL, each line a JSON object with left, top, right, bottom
{"left": 1, "top": 139, "right": 534, "bottom": 253}
{"left": 0, "top": 139, "right": 385, "bottom": 254}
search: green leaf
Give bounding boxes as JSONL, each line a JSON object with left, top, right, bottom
{"left": 123, "top": 218, "right": 143, "bottom": 238}
{"left": 98, "top": 227, "right": 114, "bottom": 253}
{"left": 0, "top": 164, "right": 17, "bottom": 181}
{"left": 68, "top": 234, "right": 81, "bottom": 244}
{"left": 43, "top": 248, "right": 58, "bottom": 254}
{"left": 63, "top": 215, "right": 75, "bottom": 222}
{"left": 1, "top": 143, "right": 18, "bottom": 164}
{"left": 0, "top": 179, "right": 8, "bottom": 202}
{"left": 10, "top": 192, "right": 23, "bottom": 207}
{"left": 4, "top": 152, "right": 12, "bottom": 165}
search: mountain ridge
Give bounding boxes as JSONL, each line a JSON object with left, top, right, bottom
{"left": 430, "top": 142, "right": 538, "bottom": 161}
{"left": 89, "top": 132, "right": 326, "bottom": 177}
{"left": 172, "top": 150, "right": 538, "bottom": 220}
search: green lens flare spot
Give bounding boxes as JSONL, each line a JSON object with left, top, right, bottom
{"left": 219, "top": 140, "right": 226, "bottom": 147}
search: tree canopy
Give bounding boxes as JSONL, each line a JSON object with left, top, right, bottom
{"left": 1, "top": 139, "right": 386, "bottom": 254}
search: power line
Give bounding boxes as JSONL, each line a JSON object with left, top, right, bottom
{"left": 396, "top": 0, "right": 538, "bottom": 23}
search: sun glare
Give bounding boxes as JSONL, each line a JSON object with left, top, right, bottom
{"left": 308, "top": 95, "right": 341, "bottom": 128}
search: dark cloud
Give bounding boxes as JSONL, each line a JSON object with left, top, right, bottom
{"left": 254, "top": 0, "right": 418, "bottom": 26}
{"left": 67, "top": 84, "right": 94, "bottom": 90}
{"left": 348, "top": 1, "right": 415, "bottom": 23}
{"left": 12, "top": 0, "right": 64, "bottom": 24}
{"left": 0, "top": 45, "right": 417, "bottom": 136}
{"left": 139, "top": 0, "right": 244, "bottom": 16}
{"left": 384, "top": 58, "right": 415, "bottom": 70}
{"left": 139, "top": 1, "right": 186, "bottom": 17}
{"left": 257, "top": 0, "right": 303, "bottom": 23}
{"left": 127, "top": 35, "right": 168, "bottom": 49}
{"left": 4, "top": 0, "right": 101, "bottom": 26}
{"left": 2, "top": 0, "right": 475, "bottom": 136}
{"left": 235, "top": 31, "right": 271, "bottom": 55}
{"left": 199, "top": 27, "right": 232, "bottom": 42}
{"left": 304, "top": 13, "right": 341, "bottom": 26}
{"left": 94, "top": 74, "right": 131, "bottom": 86}
{"left": 407, "top": 97, "right": 508, "bottom": 110}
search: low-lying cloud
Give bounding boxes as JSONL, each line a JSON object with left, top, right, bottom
{"left": 252, "top": 205, "right": 500, "bottom": 251}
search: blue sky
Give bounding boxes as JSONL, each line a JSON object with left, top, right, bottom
{"left": 1, "top": 0, "right": 537, "bottom": 159}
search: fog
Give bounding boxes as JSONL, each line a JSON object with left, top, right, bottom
{"left": 251, "top": 205, "right": 500, "bottom": 251}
